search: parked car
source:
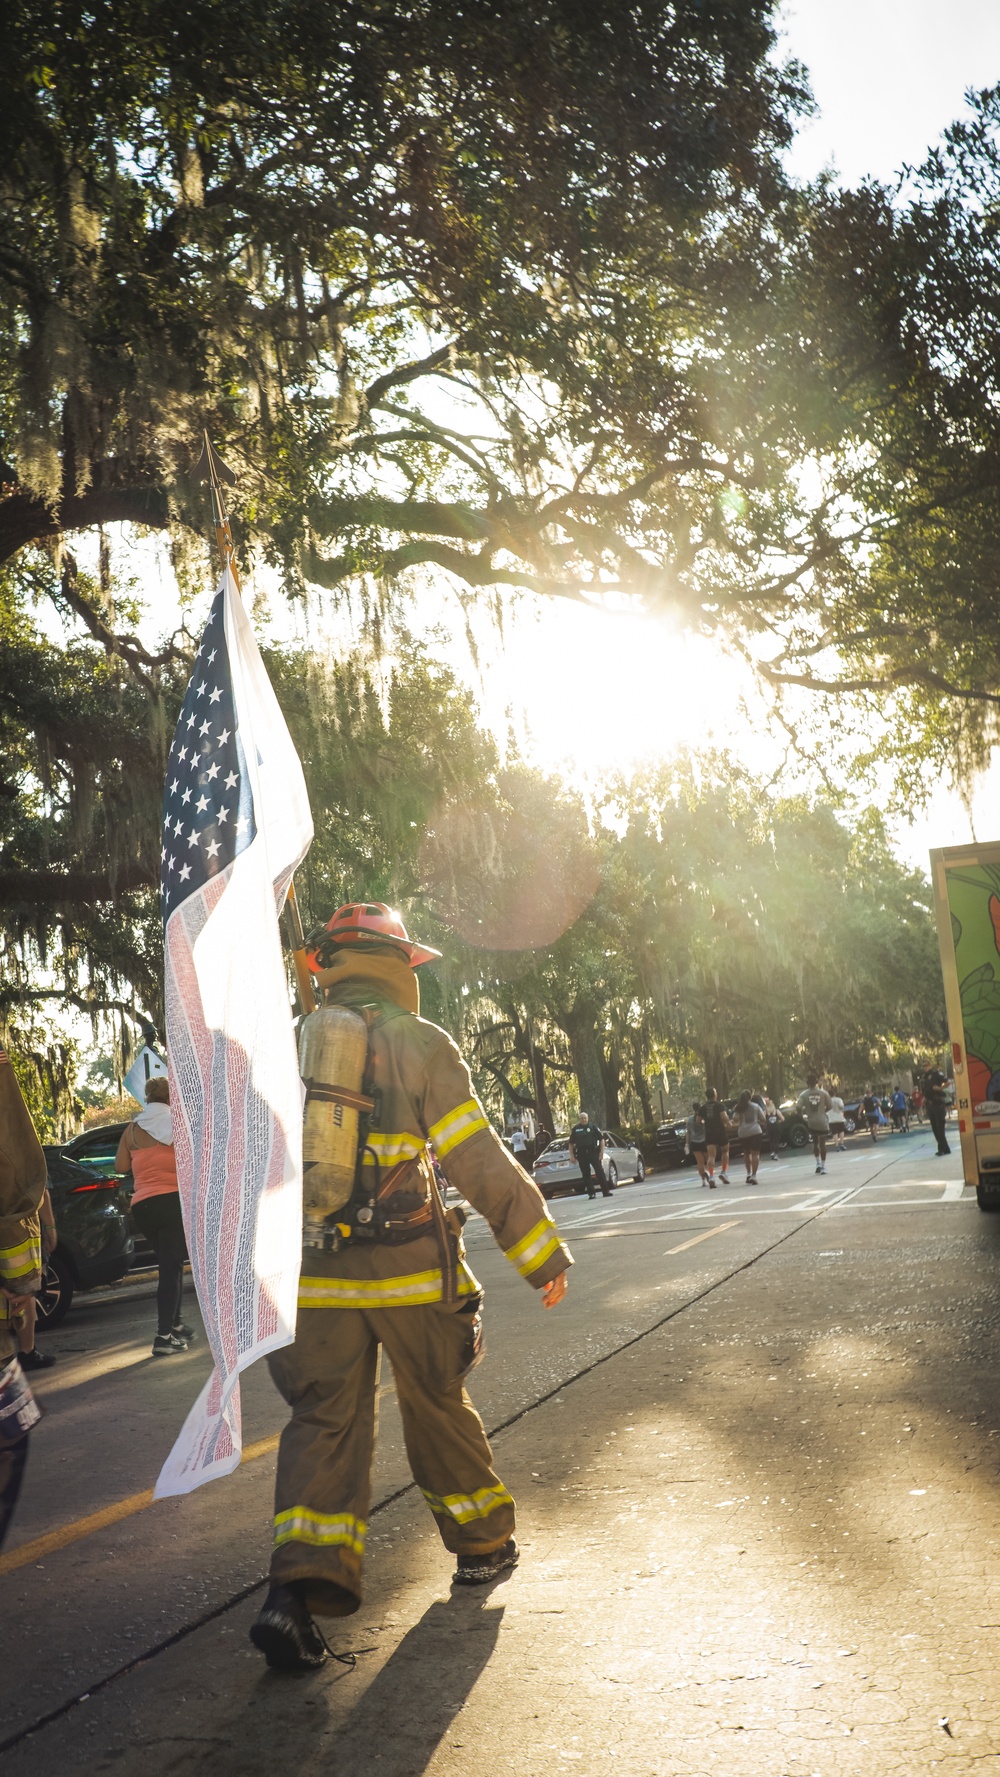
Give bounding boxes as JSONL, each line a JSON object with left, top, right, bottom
{"left": 654, "top": 1118, "right": 694, "bottom": 1168}
{"left": 36, "top": 1148, "right": 135, "bottom": 1328}
{"left": 533, "top": 1130, "right": 646, "bottom": 1199}
{"left": 62, "top": 1121, "right": 128, "bottom": 1174}
{"left": 60, "top": 1121, "right": 155, "bottom": 1269}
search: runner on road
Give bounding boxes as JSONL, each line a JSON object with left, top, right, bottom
{"left": 702, "top": 1089, "right": 733, "bottom": 1186}
{"left": 797, "top": 1073, "right": 832, "bottom": 1175}
{"left": 686, "top": 1103, "right": 713, "bottom": 1187}
{"left": 827, "top": 1091, "right": 847, "bottom": 1152}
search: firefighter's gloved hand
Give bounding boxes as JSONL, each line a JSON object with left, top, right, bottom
{"left": 542, "top": 1274, "right": 568, "bottom": 1310}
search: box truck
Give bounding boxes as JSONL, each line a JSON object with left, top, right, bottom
{"left": 930, "top": 842, "right": 1000, "bottom": 1209}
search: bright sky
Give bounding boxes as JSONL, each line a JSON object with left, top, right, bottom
{"left": 420, "top": 0, "right": 1000, "bottom": 870}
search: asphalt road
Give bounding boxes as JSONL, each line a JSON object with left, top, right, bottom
{"left": 2, "top": 1123, "right": 997, "bottom": 1774}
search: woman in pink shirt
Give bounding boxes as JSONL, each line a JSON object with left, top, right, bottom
{"left": 116, "top": 1079, "right": 194, "bottom": 1357}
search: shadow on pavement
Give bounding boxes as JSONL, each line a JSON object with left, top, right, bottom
{"left": 298, "top": 1593, "right": 505, "bottom": 1777}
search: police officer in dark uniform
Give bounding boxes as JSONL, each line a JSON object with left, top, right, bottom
{"left": 924, "top": 1066, "right": 952, "bottom": 1156}
{"left": 569, "top": 1112, "right": 611, "bottom": 1199}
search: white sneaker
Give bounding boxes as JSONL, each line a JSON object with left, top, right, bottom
{"left": 819, "top": 1164, "right": 826, "bottom": 1174}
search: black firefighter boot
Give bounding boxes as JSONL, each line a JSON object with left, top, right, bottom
{"left": 249, "top": 1582, "right": 328, "bottom": 1671}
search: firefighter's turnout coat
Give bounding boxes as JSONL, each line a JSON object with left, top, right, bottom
{"left": 0, "top": 1048, "right": 46, "bottom": 1363}
{"left": 267, "top": 948, "right": 573, "bottom": 1610}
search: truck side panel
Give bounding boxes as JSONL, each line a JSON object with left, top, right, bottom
{"left": 930, "top": 844, "right": 1000, "bottom": 1202}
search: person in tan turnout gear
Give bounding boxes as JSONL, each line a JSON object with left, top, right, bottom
{"left": 251, "top": 903, "right": 573, "bottom": 1671}
{"left": 0, "top": 1045, "right": 48, "bottom": 1547}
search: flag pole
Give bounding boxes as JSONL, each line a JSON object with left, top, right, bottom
{"left": 196, "top": 431, "right": 317, "bottom": 1016}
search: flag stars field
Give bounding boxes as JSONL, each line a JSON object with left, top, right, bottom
{"left": 160, "top": 586, "right": 258, "bottom": 918}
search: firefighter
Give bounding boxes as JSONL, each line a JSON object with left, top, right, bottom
{"left": 0, "top": 1046, "right": 47, "bottom": 1547}
{"left": 250, "top": 903, "right": 573, "bottom": 1672}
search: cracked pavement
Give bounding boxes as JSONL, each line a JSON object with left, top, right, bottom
{"left": 2, "top": 1133, "right": 999, "bottom": 1774}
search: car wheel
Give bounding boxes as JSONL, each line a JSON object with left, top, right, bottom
{"left": 35, "top": 1251, "right": 75, "bottom": 1329}
{"left": 634, "top": 1155, "right": 646, "bottom": 1182}
{"left": 844, "top": 1116, "right": 856, "bottom": 1134}
{"left": 606, "top": 1161, "right": 618, "bottom": 1188}
{"left": 786, "top": 1123, "right": 809, "bottom": 1149}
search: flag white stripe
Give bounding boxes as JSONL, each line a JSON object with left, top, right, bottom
{"left": 155, "top": 566, "right": 311, "bottom": 1499}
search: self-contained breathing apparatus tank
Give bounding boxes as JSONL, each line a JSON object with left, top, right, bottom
{"left": 298, "top": 1006, "right": 370, "bottom": 1246}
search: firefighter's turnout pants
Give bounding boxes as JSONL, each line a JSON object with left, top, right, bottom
{"left": 268, "top": 1293, "right": 510, "bottom": 1608}
{"left": 266, "top": 953, "right": 572, "bottom": 1611}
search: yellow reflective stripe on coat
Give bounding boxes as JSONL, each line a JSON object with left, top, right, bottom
{"left": 298, "top": 1266, "right": 480, "bottom": 1310}
{"left": 428, "top": 1098, "right": 489, "bottom": 1160}
{"left": 273, "top": 1507, "right": 366, "bottom": 1555}
{"left": 421, "top": 1482, "right": 514, "bottom": 1524}
{"left": 360, "top": 1131, "right": 425, "bottom": 1168}
{"left": 505, "top": 1216, "right": 562, "bottom": 1278}
{"left": 0, "top": 1235, "right": 41, "bottom": 1282}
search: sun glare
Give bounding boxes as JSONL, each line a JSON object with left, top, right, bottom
{"left": 447, "top": 595, "right": 777, "bottom": 789}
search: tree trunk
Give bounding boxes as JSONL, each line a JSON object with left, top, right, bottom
{"left": 599, "top": 1042, "right": 622, "bottom": 1129}
{"left": 702, "top": 1045, "right": 733, "bottom": 1098}
{"left": 630, "top": 1031, "right": 654, "bottom": 1125}
{"left": 562, "top": 1009, "right": 607, "bottom": 1126}
{"left": 529, "top": 1041, "right": 557, "bottom": 1134}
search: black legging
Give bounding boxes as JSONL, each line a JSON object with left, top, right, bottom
{"left": 131, "top": 1193, "right": 188, "bottom": 1334}
{"left": 928, "top": 1100, "right": 951, "bottom": 1154}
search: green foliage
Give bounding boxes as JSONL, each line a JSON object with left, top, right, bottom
{"left": 0, "top": 0, "right": 810, "bottom": 612}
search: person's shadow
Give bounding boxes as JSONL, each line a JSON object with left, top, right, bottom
{"left": 306, "top": 1593, "right": 505, "bottom": 1776}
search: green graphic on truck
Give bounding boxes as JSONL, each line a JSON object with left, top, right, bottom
{"left": 940, "top": 860, "right": 1000, "bottom": 1109}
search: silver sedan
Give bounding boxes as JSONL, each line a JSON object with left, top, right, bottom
{"left": 533, "top": 1131, "right": 646, "bottom": 1199}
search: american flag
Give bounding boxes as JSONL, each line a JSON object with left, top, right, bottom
{"left": 155, "top": 565, "right": 312, "bottom": 1499}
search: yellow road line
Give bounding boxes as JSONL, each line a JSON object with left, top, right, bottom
{"left": 0, "top": 1432, "right": 282, "bottom": 1578}
{"left": 665, "top": 1220, "right": 739, "bottom": 1255}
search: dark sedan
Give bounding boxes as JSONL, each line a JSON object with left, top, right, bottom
{"left": 38, "top": 1149, "right": 135, "bottom": 1328}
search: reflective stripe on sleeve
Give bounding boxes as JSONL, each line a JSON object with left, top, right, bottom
{"left": 360, "top": 1131, "right": 425, "bottom": 1168}
{"left": 273, "top": 1508, "right": 366, "bottom": 1555}
{"left": 428, "top": 1098, "right": 489, "bottom": 1159}
{"left": 298, "top": 1264, "right": 480, "bottom": 1310}
{"left": 421, "top": 1483, "right": 514, "bottom": 1524}
{"left": 0, "top": 1235, "right": 41, "bottom": 1282}
{"left": 505, "top": 1216, "right": 562, "bottom": 1279}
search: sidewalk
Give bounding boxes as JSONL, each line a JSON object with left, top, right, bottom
{"left": 8, "top": 1191, "right": 999, "bottom": 1776}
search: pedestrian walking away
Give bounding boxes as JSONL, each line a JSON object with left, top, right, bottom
{"left": 569, "top": 1112, "right": 611, "bottom": 1198}
{"left": 889, "top": 1086, "right": 909, "bottom": 1133}
{"left": 797, "top": 1073, "right": 832, "bottom": 1173}
{"left": 827, "top": 1090, "right": 847, "bottom": 1152}
{"left": 702, "top": 1088, "right": 732, "bottom": 1184}
{"left": 924, "top": 1065, "right": 952, "bottom": 1155}
{"left": 734, "top": 1091, "right": 764, "bottom": 1183}
{"left": 686, "top": 1103, "right": 713, "bottom": 1186}
{"left": 116, "top": 1078, "right": 196, "bottom": 1356}
{"left": 860, "top": 1089, "right": 881, "bottom": 1143}
{"left": 250, "top": 902, "right": 573, "bottom": 1673}
{"left": 0, "top": 1045, "right": 47, "bottom": 1549}
{"left": 763, "top": 1095, "right": 784, "bottom": 1159}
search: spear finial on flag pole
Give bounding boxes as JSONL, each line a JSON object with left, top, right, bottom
{"left": 194, "top": 431, "right": 316, "bottom": 1015}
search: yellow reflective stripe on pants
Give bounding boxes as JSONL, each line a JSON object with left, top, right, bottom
{"left": 298, "top": 1266, "right": 480, "bottom": 1310}
{"left": 505, "top": 1216, "right": 562, "bottom": 1278}
{"left": 428, "top": 1098, "right": 489, "bottom": 1159}
{"left": 0, "top": 1236, "right": 40, "bottom": 1282}
{"left": 421, "top": 1482, "right": 514, "bottom": 1524}
{"left": 273, "top": 1507, "right": 366, "bottom": 1556}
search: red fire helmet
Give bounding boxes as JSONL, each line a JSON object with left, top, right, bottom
{"left": 306, "top": 902, "right": 442, "bottom": 971}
